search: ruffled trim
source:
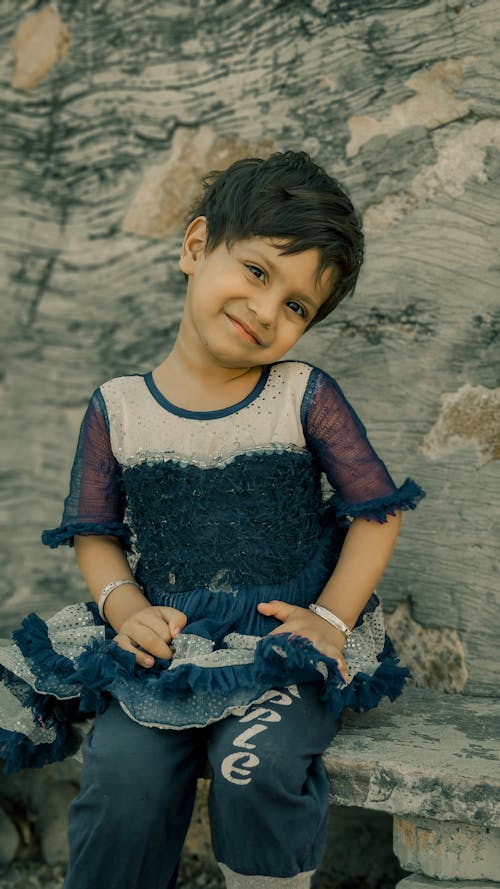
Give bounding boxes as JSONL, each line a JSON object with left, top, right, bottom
{"left": 0, "top": 710, "right": 83, "bottom": 775}
{"left": 1, "top": 610, "right": 409, "bottom": 770}
{"left": 41, "top": 521, "right": 132, "bottom": 550}
{"left": 70, "top": 629, "right": 409, "bottom": 726}
{"left": 13, "top": 614, "right": 76, "bottom": 684}
{"left": 332, "top": 477, "right": 425, "bottom": 524}
{"left": 258, "top": 633, "right": 410, "bottom": 719}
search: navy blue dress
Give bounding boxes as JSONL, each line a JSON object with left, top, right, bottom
{"left": 0, "top": 361, "right": 424, "bottom": 773}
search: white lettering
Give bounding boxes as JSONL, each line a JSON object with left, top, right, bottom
{"left": 238, "top": 707, "right": 281, "bottom": 724}
{"left": 232, "top": 724, "right": 268, "bottom": 750}
{"left": 221, "top": 752, "right": 260, "bottom": 785}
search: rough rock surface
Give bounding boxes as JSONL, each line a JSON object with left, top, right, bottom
{"left": 324, "top": 688, "right": 500, "bottom": 827}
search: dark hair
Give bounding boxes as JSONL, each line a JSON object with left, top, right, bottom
{"left": 187, "top": 150, "right": 364, "bottom": 326}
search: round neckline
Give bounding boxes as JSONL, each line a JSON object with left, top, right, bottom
{"left": 144, "top": 365, "right": 271, "bottom": 420}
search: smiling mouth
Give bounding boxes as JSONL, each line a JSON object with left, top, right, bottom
{"left": 226, "top": 315, "right": 261, "bottom": 345}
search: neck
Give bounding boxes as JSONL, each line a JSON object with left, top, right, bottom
{"left": 157, "top": 325, "right": 261, "bottom": 394}
{"left": 159, "top": 313, "right": 262, "bottom": 388}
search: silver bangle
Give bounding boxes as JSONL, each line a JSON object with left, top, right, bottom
{"left": 98, "top": 579, "right": 143, "bottom": 622}
{"left": 308, "top": 603, "right": 352, "bottom": 640}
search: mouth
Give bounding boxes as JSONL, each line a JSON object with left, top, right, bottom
{"left": 226, "top": 314, "right": 261, "bottom": 345}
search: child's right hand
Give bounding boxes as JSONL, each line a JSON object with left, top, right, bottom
{"left": 113, "top": 605, "right": 187, "bottom": 668}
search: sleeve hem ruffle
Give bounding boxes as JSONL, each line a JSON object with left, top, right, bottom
{"left": 41, "top": 522, "right": 132, "bottom": 550}
{"left": 332, "top": 477, "right": 425, "bottom": 524}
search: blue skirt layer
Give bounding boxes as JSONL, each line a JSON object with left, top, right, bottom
{"left": 0, "top": 576, "right": 409, "bottom": 774}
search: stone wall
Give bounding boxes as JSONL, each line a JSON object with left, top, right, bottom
{"left": 1, "top": 0, "right": 499, "bottom": 699}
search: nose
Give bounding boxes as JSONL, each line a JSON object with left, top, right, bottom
{"left": 247, "top": 290, "right": 279, "bottom": 328}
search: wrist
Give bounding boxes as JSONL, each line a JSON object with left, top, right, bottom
{"left": 98, "top": 579, "right": 146, "bottom": 624}
{"left": 308, "top": 602, "right": 352, "bottom": 647}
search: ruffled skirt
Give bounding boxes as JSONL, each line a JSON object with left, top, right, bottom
{"left": 0, "top": 571, "right": 409, "bottom": 774}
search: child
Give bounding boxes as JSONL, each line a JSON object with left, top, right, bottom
{"left": 0, "top": 151, "right": 424, "bottom": 888}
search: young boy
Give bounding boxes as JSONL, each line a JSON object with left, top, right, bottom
{"left": 2, "top": 151, "right": 424, "bottom": 888}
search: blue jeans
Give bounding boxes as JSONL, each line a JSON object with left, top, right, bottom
{"left": 64, "top": 684, "right": 341, "bottom": 889}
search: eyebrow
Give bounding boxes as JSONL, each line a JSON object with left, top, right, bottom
{"left": 248, "top": 248, "right": 322, "bottom": 313}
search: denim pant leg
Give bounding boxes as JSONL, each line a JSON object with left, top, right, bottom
{"left": 207, "top": 684, "right": 341, "bottom": 888}
{"left": 64, "top": 700, "right": 206, "bottom": 889}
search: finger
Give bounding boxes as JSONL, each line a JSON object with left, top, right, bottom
{"left": 127, "top": 625, "right": 174, "bottom": 661}
{"left": 257, "top": 600, "right": 294, "bottom": 622}
{"left": 114, "top": 634, "right": 156, "bottom": 669}
{"left": 266, "top": 623, "right": 297, "bottom": 637}
{"left": 156, "top": 607, "right": 188, "bottom": 637}
{"left": 336, "top": 657, "right": 349, "bottom": 683}
{"left": 137, "top": 611, "right": 176, "bottom": 644}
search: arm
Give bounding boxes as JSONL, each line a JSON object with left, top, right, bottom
{"left": 257, "top": 512, "right": 401, "bottom": 680}
{"left": 316, "top": 511, "right": 401, "bottom": 627}
{"left": 74, "top": 535, "right": 186, "bottom": 667}
{"left": 259, "top": 368, "right": 423, "bottom": 679}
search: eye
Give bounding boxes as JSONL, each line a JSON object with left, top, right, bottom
{"left": 246, "top": 264, "right": 266, "bottom": 282}
{"left": 287, "top": 300, "right": 307, "bottom": 319}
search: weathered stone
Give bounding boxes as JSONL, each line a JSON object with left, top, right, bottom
{"left": 0, "top": 805, "right": 19, "bottom": 865}
{"left": 123, "top": 126, "right": 274, "bottom": 237}
{"left": 385, "top": 599, "right": 468, "bottom": 693}
{"left": 347, "top": 58, "right": 474, "bottom": 157}
{"left": 364, "top": 118, "right": 500, "bottom": 230}
{"left": 324, "top": 688, "right": 500, "bottom": 827}
{"left": 314, "top": 805, "right": 405, "bottom": 889}
{"left": 11, "top": 7, "right": 69, "bottom": 90}
{"left": 421, "top": 384, "right": 500, "bottom": 464}
{"left": 396, "top": 874, "right": 500, "bottom": 889}
{"left": 394, "top": 815, "right": 500, "bottom": 881}
{"left": 0, "top": 761, "right": 80, "bottom": 866}
{"left": 32, "top": 780, "right": 77, "bottom": 866}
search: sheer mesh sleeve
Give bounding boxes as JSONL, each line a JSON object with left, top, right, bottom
{"left": 302, "top": 368, "right": 425, "bottom": 523}
{"left": 42, "top": 389, "right": 131, "bottom": 549}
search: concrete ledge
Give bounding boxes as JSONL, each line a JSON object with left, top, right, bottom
{"left": 394, "top": 816, "right": 500, "bottom": 880}
{"left": 323, "top": 687, "right": 500, "bottom": 827}
{"left": 396, "top": 874, "right": 500, "bottom": 889}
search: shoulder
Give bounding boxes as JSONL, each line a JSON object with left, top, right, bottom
{"left": 99, "top": 373, "right": 147, "bottom": 399}
{"left": 87, "top": 374, "right": 148, "bottom": 430}
{"left": 271, "top": 360, "right": 346, "bottom": 400}
{"left": 270, "top": 359, "right": 321, "bottom": 386}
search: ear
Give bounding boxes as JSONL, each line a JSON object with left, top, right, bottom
{"left": 179, "top": 216, "right": 207, "bottom": 275}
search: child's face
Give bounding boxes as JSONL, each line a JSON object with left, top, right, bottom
{"left": 179, "top": 217, "right": 333, "bottom": 369}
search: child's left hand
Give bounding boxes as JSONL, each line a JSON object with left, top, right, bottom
{"left": 257, "top": 600, "right": 349, "bottom": 683}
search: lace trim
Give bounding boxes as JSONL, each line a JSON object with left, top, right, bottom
{"left": 41, "top": 522, "right": 132, "bottom": 550}
{"left": 122, "top": 443, "right": 306, "bottom": 471}
{"left": 332, "top": 477, "right": 425, "bottom": 523}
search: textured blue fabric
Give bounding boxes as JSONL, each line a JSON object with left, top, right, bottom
{"left": 302, "top": 366, "right": 425, "bottom": 521}
{"left": 124, "top": 450, "right": 328, "bottom": 592}
{"left": 41, "top": 388, "right": 130, "bottom": 548}
{"left": 331, "top": 476, "right": 424, "bottom": 522}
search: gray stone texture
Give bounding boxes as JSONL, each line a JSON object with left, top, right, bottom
{"left": 394, "top": 816, "right": 500, "bottom": 881}
{"left": 324, "top": 688, "right": 500, "bottom": 828}
{"left": 0, "top": 807, "right": 19, "bottom": 866}
{"left": 396, "top": 875, "right": 500, "bottom": 889}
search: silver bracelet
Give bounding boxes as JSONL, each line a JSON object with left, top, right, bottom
{"left": 98, "top": 579, "right": 143, "bottom": 622}
{"left": 308, "top": 603, "right": 352, "bottom": 640}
